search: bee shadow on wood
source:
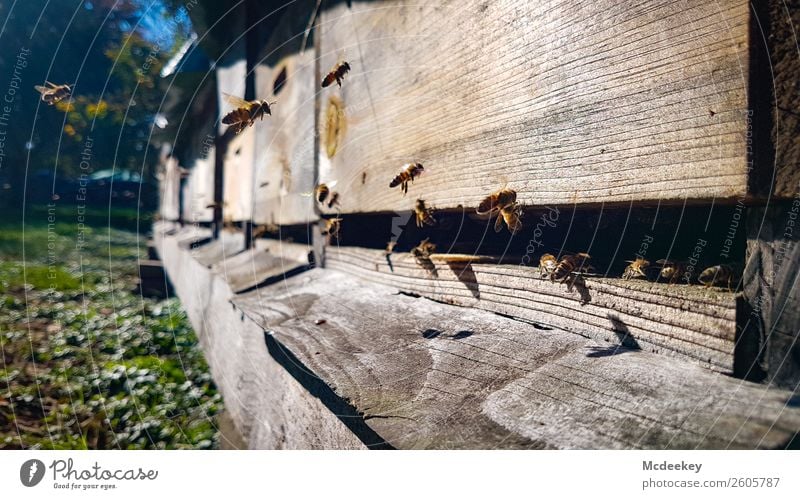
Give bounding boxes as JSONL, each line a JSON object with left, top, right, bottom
{"left": 566, "top": 275, "right": 591, "bottom": 304}
{"left": 447, "top": 262, "right": 480, "bottom": 299}
{"left": 415, "top": 255, "right": 438, "bottom": 278}
{"left": 606, "top": 314, "right": 642, "bottom": 351}
{"left": 422, "top": 328, "right": 443, "bottom": 339}
{"left": 451, "top": 330, "right": 474, "bottom": 340}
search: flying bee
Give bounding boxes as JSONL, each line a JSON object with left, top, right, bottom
{"left": 539, "top": 253, "right": 558, "bottom": 279}
{"left": 321, "top": 217, "right": 342, "bottom": 242}
{"left": 414, "top": 199, "right": 436, "bottom": 228}
{"left": 622, "top": 258, "right": 650, "bottom": 280}
{"left": 221, "top": 93, "right": 274, "bottom": 134}
{"left": 550, "top": 253, "right": 592, "bottom": 284}
{"left": 656, "top": 259, "right": 687, "bottom": 284}
{"left": 321, "top": 61, "right": 351, "bottom": 88}
{"left": 389, "top": 162, "right": 424, "bottom": 195}
{"left": 698, "top": 264, "right": 735, "bottom": 291}
{"left": 496, "top": 202, "right": 523, "bottom": 234}
{"left": 476, "top": 187, "right": 523, "bottom": 234}
{"left": 34, "top": 81, "right": 72, "bottom": 105}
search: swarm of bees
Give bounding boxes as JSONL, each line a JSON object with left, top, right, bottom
{"left": 476, "top": 187, "right": 523, "bottom": 234}
{"left": 321, "top": 61, "right": 351, "bottom": 88}
{"left": 221, "top": 93, "right": 274, "bottom": 134}
{"left": 389, "top": 162, "right": 424, "bottom": 195}
{"left": 35, "top": 82, "right": 72, "bottom": 105}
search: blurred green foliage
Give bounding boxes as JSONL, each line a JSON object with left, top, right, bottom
{"left": 0, "top": 214, "right": 221, "bottom": 449}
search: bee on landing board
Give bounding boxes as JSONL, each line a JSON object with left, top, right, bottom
{"left": 539, "top": 253, "right": 558, "bottom": 279}
{"left": 321, "top": 61, "right": 351, "bottom": 88}
{"left": 389, "top": 163, "right": 424, "bottom": 195}
{"left": 550, "top": 253, "right": 592, "bottom": 284}
{"left": 476, "top": 187, "right": 523, "bottom": 234}
{"left": 698, "top": 264, "right": 735, "bottom": 291}
{"left": 411, "top": 238, "right": 436, "bottom": 259}
{"left": 221, "top": 93, "right": 274, "bottom": 134}
{"left": 414, "top": 199, "right": 436, "bottom": 228}
{"left": 656, "top": 259, "right": 687, "bottom": 284}
{"left": 622, "top": 258, "right": 650, "bottom": 280}
{"left": 34, "top": 82, "right": 72, "bottom": 105}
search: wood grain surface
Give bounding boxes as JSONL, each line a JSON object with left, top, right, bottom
{"left": 326, "top": 246, "right": 739, "bottom": 370}
{"left": 317, "top": 0, "right": 751, "bottom": 214}
{"left": 232, "top": 266, "right": 800, "bottom": 449}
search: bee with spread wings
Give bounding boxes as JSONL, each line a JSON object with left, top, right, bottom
{"left": 221, "top": 93, "right": 274, "bottom": 134}
{"left": 34, "top": 82, "right": 72, "bottom": 105}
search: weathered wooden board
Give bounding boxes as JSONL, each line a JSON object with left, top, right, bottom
{"left": 744, "top": 205, "right": 800, "bottom": 388}
{"left": 232, "top": 267, "right": 800, "bottom": 449}
{"left": 211, "top": 238, "right": 312, "bottom": 293}
{"left": 190, "top": 229, "right": 246, "bottom": 267}
{"left": 317, "top": 0, "right": 752, "bottom": 214}
{"left": 158, "top": 156, "right": 182, "bottom": 221}
{"left": 326, "top": 246, "right": 739, "bottom": 370}
{"left": 767, "top": 0, "right": 800, "bottom": 198}
{"left": 154, "top": 228, "right": 367, "bottom": 449}
{"left": 253, "top": 0, "right": 318, "bottom": 226}
{"left": 181, "top": 152, "right": 215, "bottom": 223}
{"left": 223, "top": 127, "right": 256, "bottom": 222}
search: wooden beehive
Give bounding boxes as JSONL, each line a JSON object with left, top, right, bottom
{"left": 156, "top": 0, "right": 800, "bottom": 449}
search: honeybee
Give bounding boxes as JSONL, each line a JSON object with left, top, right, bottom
{"left": 327, "top": 191, "right": 340, "bottom": 209}
{"left": 321, "top": 61, "right": 351, "bottom": 88}
{"left": 411, "top": 238, "right": 436, "bottom": 259}
{"left": 414, "top": 199, "right": 436, "bottom": 228}
{"left": 252, "top": 223, "right": 280, "bottom": 238}
{"left": 314, "top": 183, "right": 331, "bottom": 204}
{"left": 221, "top": 93, "right": 274, "bottom": 134}
{"left": 476, "top": 187, "right": 523, "bottom": 234}
{"left": 656, "top": 259, "right": 687, "bottom": 284}
{"left": 622, "top": 258, "right": 649, "bottom": 280}
{"left": 539, "top": 253, "right": 558, "bottom": 279}
{"left": 550, "top": 253, "right": 592, "bottom": 284}
{"left": 34, "top": 81, "right": 72, "bottom": 105}
{"left": 389, "top": 162, "right": 424, "bottom": 195}
{"left": 698, "top": 264, "right": 735, "bottom": 290}
{"left": 321, "top": 217, "right": 342, "bottom": 242}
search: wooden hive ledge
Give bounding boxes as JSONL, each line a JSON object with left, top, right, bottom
{"left": 156, "top": 227, "right": 800, "bottom": 449}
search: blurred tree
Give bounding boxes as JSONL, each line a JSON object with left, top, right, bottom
{"left": 0, "top": 0, "right": 190, "bottom": 209}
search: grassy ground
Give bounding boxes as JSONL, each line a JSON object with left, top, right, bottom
{"left": 0, "top": 205, "right": 221, "bottom": 449}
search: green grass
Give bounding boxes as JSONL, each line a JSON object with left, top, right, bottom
{"left": 0, "top": 206, "right": 220, "bottom": 449}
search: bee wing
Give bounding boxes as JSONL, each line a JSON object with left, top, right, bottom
{"left": 327, "top": 180, "right": 338, "bottom": 189}
{"left": 494, "top": 214, "right": 505, "bottom": 233}
{"left": 34, "top": 85, "right": 51, "bottom": 94}
{"left": 507, "top": 216, "right": 522, "bottom": 234}
{"left": 300, "top": 191, "right": 314, "bottom": 197}
{"left": 223, "top": 93, "right": 251, "bottom": 108}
